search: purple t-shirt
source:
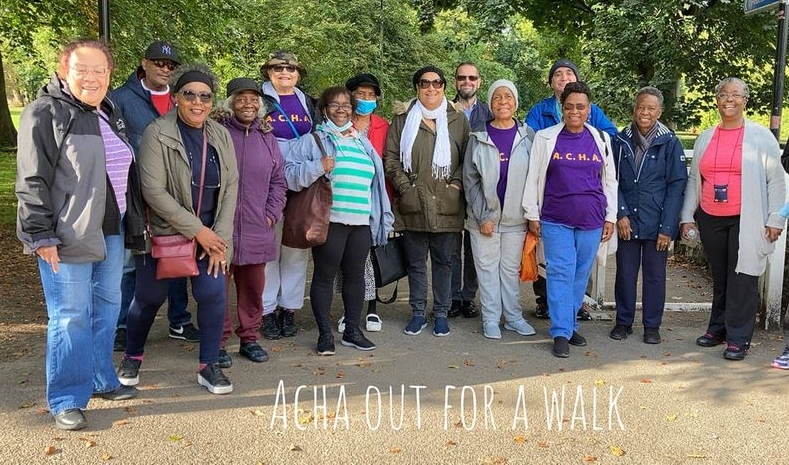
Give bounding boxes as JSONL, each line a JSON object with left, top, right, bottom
{"left": 540, "top": 127, "right": 606, "bottom": 230}
{"left": 486, "top": 122, "right": 518, "bottom": 207}
{"left": 267, "top": 94, "right": 312, "bottom": 140}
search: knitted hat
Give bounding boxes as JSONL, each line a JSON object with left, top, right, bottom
{"left": 548, "top": 59, "right": 579, "bottom": 84}
{"left": 487, "top": 79, "right": 519, "bottom": 111}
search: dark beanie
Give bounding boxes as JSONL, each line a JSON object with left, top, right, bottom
{"left": 174, "top": 70, "right": 215, "bottom": 93}
{"left": 412, "top": 65, "right": 446, "bottom": 89}
{"left": 548, "top": 59, "right": 579, "bottom": 84}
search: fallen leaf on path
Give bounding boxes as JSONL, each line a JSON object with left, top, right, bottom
{"left": 168, "top": 435, "right": 183, "bottom": 442}
{"left": 497, "top": 360, "right": 507, "bottom": 369}
{"left": 538, "top": 441, "right": 548, "bottom": 448}
{"left": 389, "top": 447, "right": 402, "bottom": 453}
{"left": 513, "top": 435, "right": 527, "bottom": 444}
{"left": 610, "top": 445, "right": 625, "bottom": 456}
{"left": 18, "top": 401, "right": 34, "bottom": 409}
{"left": 336, "top": 372, "right": 345, "bottom": 379}
{"left": 251, "top": 409, "right": 266, "bottom": 416}
{"left": 666, "top": 413, "right": 678, "bottom": 421}
{"left": 448, "top": 364, "right": 459, "bottom": 369}
{"left": 313, "top": 368, "right": 326, "bottom": 376}
{"left": 481, "top": 457, "right": 507, "bottom": 464}
{"left": 640, "top": 379, "right": 653, "bottom": 383}
{"left": 594, "top": 379, "right": 605, "bottom": 386}
{"left": 101, "top": 452, "right": 112, "bottom": 461}
{"left": 445, "top": 440, "right": 457, "bottom": 446}
{"left": 463, "top": 359, "right": 474, "bottom": 367}
{"left": 44, "top": 445, "right": 57, "bottom": 456}
{"left": 290, "top": 444, "right": 303, "bottom": 452}
{"left": 113, "top": 419, "right": 130, "bottom": 426}
{"left": 583, "top": 455, "right": 597, "bottom": 462}
{"left": 271, "top": 346, "right": 282, "bottom": 352}
{"left": 82, "top": 439, "right": 96, "bottom": 448}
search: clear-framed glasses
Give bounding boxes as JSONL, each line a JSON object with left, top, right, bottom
{"left": 418, "top": 79, "right": 445, "bottom": 90}
{"left": 179, "top": 90, "right": 214, "bottom": 103}
{"left": 70, "top": 66, "right": 108, "bottom": 77}
{"left": 327, "top": 102, "right": 353, "bottom": 111}
{"left": 716, "top": 93, "right": 746, "bottom": 100}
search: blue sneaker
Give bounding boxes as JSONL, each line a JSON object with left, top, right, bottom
{"left": 772, "top": 346, "right": 789, "bottom": 370}
{"left": 403, "top": 315, "right": 427, "bottom": 335}
{"left": 433, "top": 317, "right": 450, "bottom": 337}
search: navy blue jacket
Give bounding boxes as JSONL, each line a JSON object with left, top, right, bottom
{"left": 111, "top": 68, "right": 173, "bottom": 154}
{"left": 612, "top": 123, "right": 688, "bottom": 240}
{"left": 526, "top": 95, "right": 618, "bottom": 137}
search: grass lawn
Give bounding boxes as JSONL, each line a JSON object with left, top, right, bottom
{"left": 0, "top": 151, "right": 16, "bottom": 227}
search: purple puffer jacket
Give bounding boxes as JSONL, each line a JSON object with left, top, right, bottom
{"left": 220, "top": 115, "right": 287, "bottom": 265}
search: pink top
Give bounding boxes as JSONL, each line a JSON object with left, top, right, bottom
{"left": 699, "top": 126, "right": 743, "bottom": 216}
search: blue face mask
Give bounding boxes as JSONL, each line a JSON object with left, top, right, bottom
{"left": 355, "top": 99, "right": 377, "bottom": 115}
{"left": 324, "top": 117, "right": 353, "bottom": 133}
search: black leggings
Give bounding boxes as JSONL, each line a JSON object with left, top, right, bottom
{"left": 310, "top": 223, "right": 372, "bottom": 335}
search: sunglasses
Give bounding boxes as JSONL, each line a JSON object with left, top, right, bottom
{"left": 455, "top": 75, "right": 479, "bottom": 82}
{"left": 418, "top": 79, "right": 445, "bottom": 90}
{"left": 151, "top": 59, "right": 177, "bottom": 71}
{"left": 179, "top": 90, "right": 214, "bottom": 103}
{"left": 272, "top": 65, "right": 297, "bottom": 73}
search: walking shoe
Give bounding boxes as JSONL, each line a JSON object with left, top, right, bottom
{"left": 403, "top": 315, "right": 427, "bottom": 335}
{"left": 262, "top": 312, "right": 282, "bottom": 340}
{"left": 117, "top": 356, "right": 141, "bottom": 386}
{"left": 280, "top": 309, "right": 298, "bottom": 337}
{"left": 448, "top": 300, "right": 462, "bottom": 318}
{"left": 609, "top": 325, "right": 633, "bottom": 340}
{"left": 552, "top": 337, "right": 570, "bottom": 358}
{"left": 696, "top": 332, "right": 726, "bottom": 347}
{"left": 54, "top": 409, "right": 87, "bottom": 431}
{"left": 483, "top": 322, "right": 501, "bottom": 339}
{"left": 317, "top": 333, "right": 335, "bottom": 356}
{"left": 94, "top": 385, "right": 138, "bottom": 401}
{"left": 169, "top": 323, "right": 200, "bottom": 342}
{"left": 534, "top": 302, "right": 549, "bottom": 319}
{"left": 771, "top": 346, "right": 789, "bottom": 369}
{"left": 461, "top": 301, "right": 480, "bottom": 318}
{"left": 723, "top": 343, "right": 749, "bottom": 361}
{"left": 198, "top": 364, "right": 233, "bottom": 394}
{"left": 569, "top": 331, "right": 587, "bottom": 347}
{"left": 341, "top": 330, "right": 376, "bottom": 351}
{"left": 217, "top": 348, "right": 233, "bottom": 368}
{"left": 337, "top": 316, "right": 346, "bottom": 334}
{"left": 643, "top": 327, "right": 661, "bottom": 345}
{"left": 239, "top": 342, "right": 269, "bottom": 363}
{"left": 113, "top": 328, "right": 126, "bottom": 352}
{"left": 576, "top": 307, "right": 592, "bottom": 321}
{"left": 433, "top": 317, "right": 450, "bottom": 337}
{"left": 504, "top": 319, "right": 536, "bottom": 336}
{"left": 366, "top": 313, "right": 382, "bottom": 332}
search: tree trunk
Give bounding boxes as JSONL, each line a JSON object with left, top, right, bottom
{"left": 0, "top": 51, "right": 19, "bottom": 150}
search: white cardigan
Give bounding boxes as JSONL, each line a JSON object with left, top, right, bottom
{"left": 680, "top": 120, "right": 786, "bottom": 276}
{"left": 522, "top": 122, "right": 618, "bottom": 265}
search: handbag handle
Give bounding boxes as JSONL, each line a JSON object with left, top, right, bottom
{"left": 146, "top": 128, "right": 208, "bottom": 237}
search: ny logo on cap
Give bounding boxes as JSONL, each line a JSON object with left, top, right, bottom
{"left": 161, "top": 44, "right": 173, "bottom": 55}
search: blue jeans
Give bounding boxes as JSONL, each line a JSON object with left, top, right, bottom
{"left": 126, "top": 254, "right": 225, "bottom": 364}
{"left": 39, "top": 233, "right": 124, "bottom": 415}
{"left": 541, "top": 221, "right": 601, "bottom": 339}
{"left": 403, "top": 231, "right": 457, "bottom": 317}
{"left": 117, "top": 253, "right": 191, "bottom": 329}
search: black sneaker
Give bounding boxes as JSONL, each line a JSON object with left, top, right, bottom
{"left": 609, "top": 325, "right": 633, "bottom": 340}
{"left": 239, "top": 342, "right": 269, "bottom": 363}
{"left": 534, "top": 302, "right": 549, "bottom": 319}
{"left": 169, "top": 323, "right": 200, "bottom": 342}
{"left": 461, "top": 301, "right": 479, "bottom": 318}
{"left": 280, "top": 310, "right": 298, "bottom": 337}
{"left": 448, "top": 300, "right": 462, "bottom": 318}
{"left": 552, "top": 337, "right": 570, "bottom": 358}
{"left": 341, "top": 330, "right": 376, "bottom": 351}
{"left": 262, "top": 312, "right": 282, "bottom": 340}
{"left": 723, "top": 343, "right": 749, "bottom": 361}
{"left": 576, "top": 307, "right": 592, "bottom": 321}
{"left": 569, "top": 331, "right": 587, "bottom": 347}
{"left": 217, "top": 348, "right": 233, "bottom": 368}
{"left": 117, "top": 356, "right": 141, "bottom": 386}
{"left": 113, "top": 328, "right": 126, "bottom": 352}
{"left": 317, "top": 333, "right": 335, "bottom": 356}
{"left": 198, "top": 364, "right": 233, "bottom": 394}
{"left": 643, "top": 327, "right": 661, "bottom": 345}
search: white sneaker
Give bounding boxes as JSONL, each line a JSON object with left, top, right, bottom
{"left": 337, "top": 316, "right": 345, "bottom": 334}
{"left": 483, "top": 322, "right": 502, "bottom": 339}
{"left": 504, "top": 319, "right": 536, "bottom": 336}
{"left": 366, "top": 313, "right": 382, "bottom": 332}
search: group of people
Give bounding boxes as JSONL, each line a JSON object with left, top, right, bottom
{"left": 15, "top": 38, "right": 788, "bottom": 431}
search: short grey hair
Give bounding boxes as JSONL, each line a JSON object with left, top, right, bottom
{"left": 714, "top": 77, "right": 749, "bottom": 99}
{"left": 221, "top": 93, "right": 268, "bottom": 120}
{"left": 634, "top": 86, "right": 664, "bottom": 107}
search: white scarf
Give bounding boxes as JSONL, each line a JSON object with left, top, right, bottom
{"left": 399, "top": 98, "right": 452, "bottom": 179}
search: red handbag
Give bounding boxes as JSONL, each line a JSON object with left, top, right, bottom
{"left": 148, "top": 129, "right": 207, "bottom": 279}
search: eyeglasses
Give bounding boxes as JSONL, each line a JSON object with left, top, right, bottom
{"left": 70, "top": 66, "right": 108, "bottom": 77}
{"left": 151, "top": 59, "right": 176, "bottom": 71}
{"left": 716, "top": 93, "right": 746, "bottom": 100}
{"left": 327, "top": 103, "right": 353, "bottom": 111}
{"left": 563, "top": 103, "right": 588, "bottom": 111}
{"left": 179, "top": 90, "right": 214, "bottom": 103}
{"left": 455, "top": 75, "right": 479, "bottom": 82}
{"left": 418, "top": 79, "right": 445, "bottom": 90}
{"left": 272, "top": 65, "right": 297, "bottom": 73}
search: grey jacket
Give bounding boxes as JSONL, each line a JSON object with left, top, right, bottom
{"left": 680, "top": 120, "right": 786, "bottom": 275}
{"left": 138, "top": 110, "right": 239, "bottom": 260}
{"left": 463, "top": 123, "right": 533, "bottom": 233}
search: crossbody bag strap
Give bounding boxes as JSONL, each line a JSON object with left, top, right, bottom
{"left": 272, "top": 100, "right": 301, "bottom": 140}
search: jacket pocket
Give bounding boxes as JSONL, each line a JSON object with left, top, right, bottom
{"left": 438, "top": 184, "right": 463, "bottom": 216}
{"left": 398, "top": 185, "right": 422, "bottom": 214}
